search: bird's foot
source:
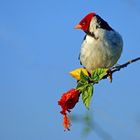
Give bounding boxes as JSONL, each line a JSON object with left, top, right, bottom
{"left": 107, "top": 69, "right": 112, "bottom": 83}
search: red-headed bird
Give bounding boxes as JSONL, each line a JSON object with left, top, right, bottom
{"left": 75, "top": 12, "right": 123, "bottom": 73}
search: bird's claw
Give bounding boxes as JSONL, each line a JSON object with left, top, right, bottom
{"left": 107, "top": 69, "right": 112, "bottom": 83}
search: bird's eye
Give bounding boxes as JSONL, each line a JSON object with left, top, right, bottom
{"left": 82, "top": 22, "right": 86, "bottom": 26}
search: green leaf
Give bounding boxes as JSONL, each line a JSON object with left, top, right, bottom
{"left": 82, "top": 84, "right": 94, "bottom": 109}
{"left": 80, "top": 70, "right": 90, "bottom": 81}
{"left": 76, "top": 71, "right": 91, "bottom": 92}
{"left": 76, "top": 80, "right": 88, "bottom": 91}
{"left": 97, "top": 68, "right": 108, "bottom": 79}
{"left": 91, "top": 68, "right": 108, "bottom": 82}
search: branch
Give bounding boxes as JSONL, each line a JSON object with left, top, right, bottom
{"left": 103, "top": 57, "right": 140, "bottom": 79}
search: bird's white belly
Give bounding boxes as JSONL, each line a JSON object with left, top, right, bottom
{"left": 80, "top": 31, "right": 123, "bottom": 71}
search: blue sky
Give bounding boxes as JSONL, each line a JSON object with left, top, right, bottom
{"left": 0, "top": 0, "right": 140, "bottom": 140}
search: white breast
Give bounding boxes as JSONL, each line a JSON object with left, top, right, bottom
{"left": 80, "top": 29, "right": 123, "bottom": 72}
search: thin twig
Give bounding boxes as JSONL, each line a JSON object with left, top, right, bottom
{"left": 103, "top": 57, "right": 140, "bottom": 79}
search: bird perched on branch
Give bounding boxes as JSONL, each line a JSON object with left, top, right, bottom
{"left": 75, "top": 12, "right": 123, "bottom": 78}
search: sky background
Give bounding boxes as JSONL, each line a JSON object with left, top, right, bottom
{"left": 0, "top": 0, "right": 140, "bottom": 140}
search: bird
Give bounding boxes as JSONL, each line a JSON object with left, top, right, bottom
{"left": 75, "top": 12, "right": 123, "bottom": 77}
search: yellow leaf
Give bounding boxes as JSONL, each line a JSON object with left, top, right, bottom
{"left": 69, "top": 68, "right": 89, "bottom": 80}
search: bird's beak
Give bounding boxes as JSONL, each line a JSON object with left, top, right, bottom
{"left": 74, "top": 24, "right": 82, "bottom": 29}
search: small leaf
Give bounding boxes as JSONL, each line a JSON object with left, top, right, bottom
{"left": 82, "top": 84, "right": 94, "bottom": 109}
{"left": 91, "top": 68, "right": 108, "bottom": 82}
{"left": 69, "top": 68, "right": 89, "bottom": 80}
{"left": 76, "top": 80, "right": 88, "bottom": 91}
{"left": 97, "top": 68, "right": 108, "bottom": 79}
{"left": 80, "top": 70, "right": 90, "bottom": 81}
{"left": 91, "top": 71, "right": 100, "bottom": 82}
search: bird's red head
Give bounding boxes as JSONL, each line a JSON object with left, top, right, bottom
{"left": 75, "top": 12, "right": 96, "bottom": 32}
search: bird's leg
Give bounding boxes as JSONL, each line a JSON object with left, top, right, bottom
{"left": 107, "top": 69, "right": 112, "bottom": 83}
